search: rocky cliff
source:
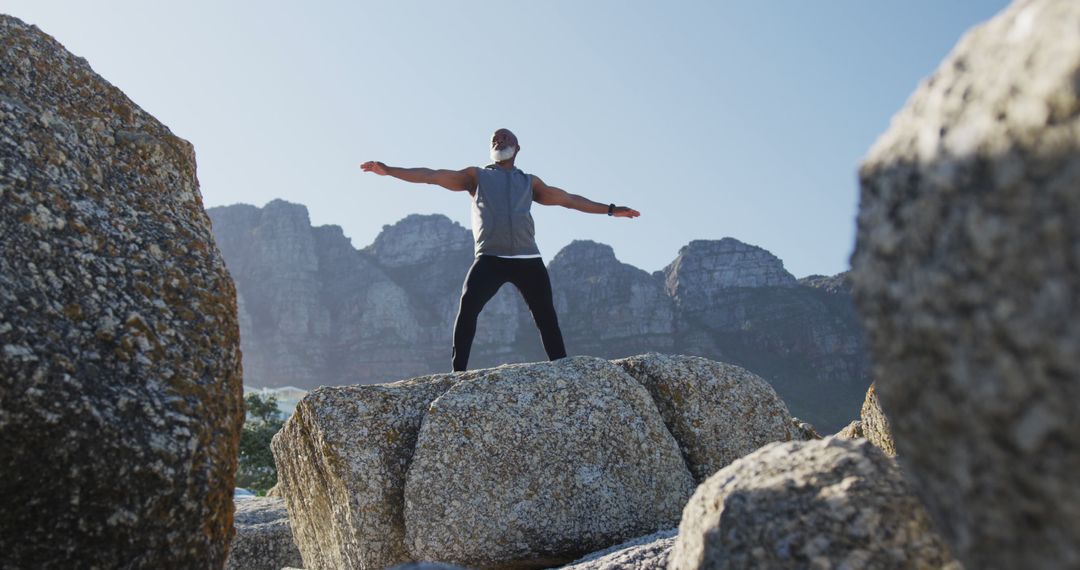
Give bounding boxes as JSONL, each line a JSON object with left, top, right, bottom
{"left": 208, "top": 201, "right": 869, "bottom": 430}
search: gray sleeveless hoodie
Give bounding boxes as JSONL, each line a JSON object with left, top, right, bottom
{"left": 470, "top": 165, "right": 541, "bottom": 257}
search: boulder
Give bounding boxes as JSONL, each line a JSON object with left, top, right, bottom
{"left": 226, "top": 496, "right": 303, "bottom": 570}
{"left": 668, "top": 438, "right": 957, "bottom": 570}
{"left": 851, "top": 0, "right": 1080, "bottom": 567}
{"left": 271, "top": 372, "right": 460, "bottom": 570}
{"left": 404, "top": 357, "right": 695, "bottom": 569}
{"left": 559, "top": 529, "right": 676, "bottom": 570}
{"left": 0, "top": 15, "right": 243, "bottom": 568}
{"left": 859, "top": 383, "right": 894, "bottom": 456}
{"left": 613, "top": 353, "right": 799, "bottom": 481}
{"left": 273, "top": 353, "right": 801, "bottom": 570}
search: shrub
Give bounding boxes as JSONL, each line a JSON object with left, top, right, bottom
{"left": 237, "top": 393, "right": 284, "bottom": 494}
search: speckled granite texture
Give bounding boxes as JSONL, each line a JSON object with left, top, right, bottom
{"left": 852, "top": 0, "right": 1080, "bottom": 567}
{"left": 668, "top": 438, "right": 957, "bottom": 570}
{"left": 0, "top": 14, "right": 243, "bottom": 569}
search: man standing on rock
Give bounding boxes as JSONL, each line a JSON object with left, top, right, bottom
{"left": 361, "top": 128, "right": 641, "bottom": 371}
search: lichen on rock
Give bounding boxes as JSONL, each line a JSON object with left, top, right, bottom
{"left": 0, "top": 14, "right": 243, "bottom": 568}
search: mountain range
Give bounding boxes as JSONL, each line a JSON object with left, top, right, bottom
{"left": 207, "top": 200, "right": 869, "bottom": 431}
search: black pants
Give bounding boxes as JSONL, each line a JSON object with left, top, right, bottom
{"left": 452, "top": 255, "right": 567, "bottom": 371}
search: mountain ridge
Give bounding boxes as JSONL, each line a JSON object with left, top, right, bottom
{"left": 207, "top": 199, "right": 869, "bottom": 430}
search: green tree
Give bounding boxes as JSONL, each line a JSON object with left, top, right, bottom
{"left": 237, "top": 393, "right": 285, "bottom": 495}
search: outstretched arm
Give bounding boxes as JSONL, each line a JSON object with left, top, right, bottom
{"left": 531, "top": 176, "right": 640, "bottom": 218}
{"left": 361, "top": 161, "right": 477, "bottom": 193}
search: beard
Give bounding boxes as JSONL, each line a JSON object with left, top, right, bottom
{"left": 490, "top": 146, "right": 516, "bottom": 162}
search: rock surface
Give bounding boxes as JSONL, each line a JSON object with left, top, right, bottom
{"left": 798, "top": 272, "right": 853, "bottom": 295}
{"left": 271, "top": 372, "right": 460, "bottom": 570}
{"left": 613, "top": 353, "right": 798, "bottom": 482}
{"left": 404, "top": 357, "right": 694, "bottom": 569}
{"left": 661, "top": 241, "right": 869, "bottom": 431}
{"left": 859, "top": 383, "right": 894, "bottom": 456}
{"left": 835, "top": 420, "right": 864, "bottom": 440}
{"left": 558, "top": 529, "right": 676, "bottom": 570}
{"left": 851, "top": 0, "right": 1080, "bottom": 567}
{"left": 386, "top": 563, "right": 473, "bottom": 570}
{"left": 272, "top": 353, "right": 799, "bottom": 570}
{"left": 226, "top": 497, "right": 303, "bottom": 570}
{"left": 366, "top": 213, "right": 475, "bottom": 269}
{"left": 662, "top": 238, "right": 798, "bottom": 291}
{"left": 208, "top": 201, "right": 437, "bottom": 388}
{"left": 0, "top": 15, "right": 243, "bottom": 568}
{"left": 549, "top": 240, "right": 675, "bottom": 357}
{"left": 668, "top": 438, "right": 956, "bottom": 570}
{"left": 209, "top": 204, "right": 870, "bottom": 431}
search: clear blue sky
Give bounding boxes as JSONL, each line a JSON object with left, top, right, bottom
{"left": 7, "top": 1, "right": 1010, "bottom": 277}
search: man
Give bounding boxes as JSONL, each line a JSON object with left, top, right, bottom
{"left": 361, "top": 128, "right": 640, "bottom": 371}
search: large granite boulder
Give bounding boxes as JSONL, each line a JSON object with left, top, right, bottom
{"left": 404, "top": 357, "right": 695, "bottom": 568}
{"left": 613, "top": 353, "right": 799, "bottom": 482}
{"left": 668, "top": 438, "right": 957, "bottom": 570}
{"left": 271, "top": 372, "right": 460, "bottom": 570}
{"left": 273, "top": 354, "right": 797, "bottom": 570}
{"left": 851, "top": 0, "right": 1080, "bottom": 567}
{"left": 226, "top": 496, "right": 303, "bottom": 570}
{"left": 0, "top": 15, "right": 243, "bottom": 568}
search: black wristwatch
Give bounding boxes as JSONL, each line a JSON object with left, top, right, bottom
{"left": 607, "top": 203, "right": 615, "bottom": 216}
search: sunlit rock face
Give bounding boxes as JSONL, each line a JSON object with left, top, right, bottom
{"left": 0, "top": 14, "right": 243, "bottom": 568}
{"left": 852, "top": 0, "right": 1080, "bottom": 567}
{"left": 859, "top": 383, "right": 894, "bottom": 457}
{"left": 549, "top": 240, "right": 676, "bottom": 357}
{"left": 662, "top": 238, "right": 798, "bottom": 294}
{"left": 271, "top": 372, "right": 459, "bottom": 570}
{"left": 403, "top": 357, "right": 694, "bottom": 569}
{"left": 613, "top": 353, "right": 800, "bottom": 482}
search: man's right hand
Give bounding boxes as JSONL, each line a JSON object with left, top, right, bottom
{"left": 361, "top": 161, "right": 389, "bottom": 176}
